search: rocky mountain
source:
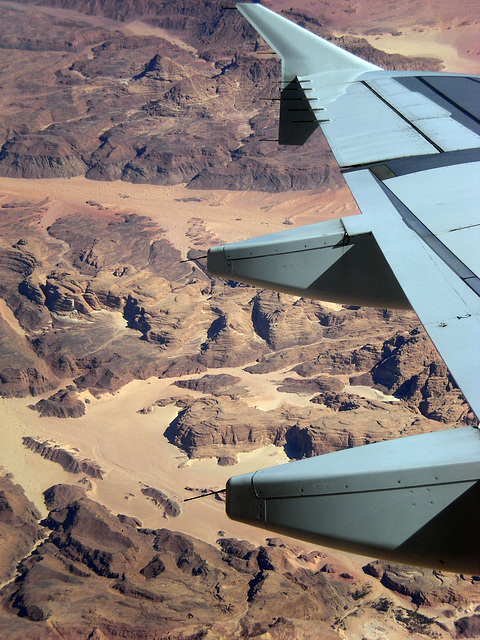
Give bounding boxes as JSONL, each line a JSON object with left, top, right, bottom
{"left": 0, "top": 196, "right": 474, "bottom": 425}
{"left": 0, "top": 0, "right": 443, "bottom": 190}
{"left": 0, "top": 189, "right": 476, "bottom": 637}
{"left": 0, "top": 1, "right": 478, "bottom": 639}
{"left": 1, "top": 476, "right": 480, "bottom": 640}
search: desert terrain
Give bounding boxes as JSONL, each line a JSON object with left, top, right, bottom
{"left": 0, "top": 0, "right": 479, "bottom": 638}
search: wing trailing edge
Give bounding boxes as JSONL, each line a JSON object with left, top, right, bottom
{"left": 237, "top": 2, "right": 379, "bottom": 144}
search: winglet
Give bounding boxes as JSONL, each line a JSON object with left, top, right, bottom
{"left": 236, "top": 3, "right": 379, "bottom": 83}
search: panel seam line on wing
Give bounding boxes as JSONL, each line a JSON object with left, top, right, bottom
{"left": 361, "top": 80, "right": 445, "bottom": 153}
{"left": 372, "top": 173, "right": 480, "bottom": 298}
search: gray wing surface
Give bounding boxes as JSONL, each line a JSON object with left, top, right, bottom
{"left": 210, "top": 2, "right": 480, "bottom": 419}
{"left": 206, "top": 3, "right": 480, "bottom": 571}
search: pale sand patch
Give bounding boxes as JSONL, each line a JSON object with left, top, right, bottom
{"left": 122, "top": 19, "right": 198, "bottom": 54}
{"left": 363, "top": 26, "right": 480, "bottom": 74}
{"left": 1, "top": 389, "right": 288, "bottom": 546}
{"left": 2, "top": 384, "right": 380, "bottom": 562}
{"left": 194, "top": 364, "right": 321, "bottom": 411}
{"left": 320, "top": 301, "right": 344, "bottom": 312}
{"left": 0, "top": 176, "right": 357, "bottom": 259}
{"left": 0, "top": 359, "right": 337, "bottom": 546}
{"left": 0, "top": 399, "right": 75, "bottom": 518}
{"left": 0, "top": 298, "right": 26, "bottom": 336}
{"left": 345, "top": 385, "right": 399, "bottom": 402}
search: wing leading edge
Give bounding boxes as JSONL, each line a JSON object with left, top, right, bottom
{"left": 207, "top": 3, "right": 480, "bottom": 571}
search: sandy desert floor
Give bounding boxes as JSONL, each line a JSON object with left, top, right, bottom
{"left": 362, "top": 25, "right": 480, "bottom": 74}
{"left": 269, "top": 0, "right": 480, "bottom": 74}
{"left": 0, "top": 176, "right": 362, "bottom": 549}
{"left": 2, "top": 174, "right": 359, "bottom": 254}
{"left": 0, "top": 7, "right": 478, "bottom": 630}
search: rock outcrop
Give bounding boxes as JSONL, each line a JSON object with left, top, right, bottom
{"left": 174, "top": 373, "right": 243, "bottom": 396}
{"left": 277, "top": 375, "right": 344, "bottom": 395}
{"left": 43, "top": 484, "right": 87, "bottom": 511}
{"left": 0, "top": 1, "right": 443, "bottom": 189}
{"left": 0, "top": 473, "right": 45, "bottom": 585}
{"left": 364, "top": 561, "right": 480, "bottom": 610}
{"left": 22, "top": 438, "right": 104, "bottom": 479}
{"left": 0, "top": 482, "right": 478, "bottom": 638}
{"left": 140, "top": 485, "right": 181, "bottom": 518}
{"left": 0, "top": 484, "right": 356, "bottom": 638}
{"left": 351, "top": 330, "right": 478, "bottom": 425}
{"left": 29, "top": 388, "right": 86, "bottom": 418}
{"left": 164, "top": 394, "right": 449, "bottom": 460}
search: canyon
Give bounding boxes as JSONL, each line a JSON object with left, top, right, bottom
{"left": 0, "top": 0, "right": 479, "bottom": 638}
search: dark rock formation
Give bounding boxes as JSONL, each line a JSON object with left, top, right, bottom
{"left": 311, "top": 391, "right": 380, "bottom": 411}
{"left": 277, "top": 375, "right": 344, "bottom": 395}
{"left": 0, "top": 474, "right": 44, "bottom": 585}
{"left": 217, "top": 455, "right": 237, "bottom": 466}
{"left": 455, "top": 615, "right": 480, "bottom": 638}
{"left": 164, "top": 396, "right": 287, "bottom": 458}
{"left": 43, "top": 484, "right": 87, "bottom": 511}
{"left": 165, "top": 392, "right": 444, "bottom": 460}
{"left": 29, "top": 388, "right": 86, "bottom": 418}
{"left": 140, "top": 485, "right": 181, "bottom": 518}
{"left": 0, "top": 135, "right": 86, "bottom": 179}
{"left": 2, "top": 481, "right": 477, "bottom": 639}
{"left": 364, "top": 561, "right": 480, "bottom": 610}
{"left": 0, "top": 0, "right": 443, "bottom": 190}
{"left": 174, "top": 373, "right": 242, "bottom": 395}
{"left": 351, "top": 330, "right": 478, "bottom": 425}
{"left": 117, "top": 514, "right": 143, "bottom": 528}
{"left": 139, "top": 554, "right": 166, "bottom": 580}
{"left": 22, "top": 437, "right": 104, "bottom": 479}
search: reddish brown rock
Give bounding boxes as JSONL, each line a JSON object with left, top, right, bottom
{"left": 455, "top": 615, "right": 480, "bottom": 638}
{"left": 164, "top": 396, "right": 287, "bottom": 458}
{"left": 140, "top": 485, "right": 181, "bottom": 518}
{"left": 351, "top": 330, "right": 477, "bottom": 425}
{"left": 364, "top": 561, "right": 480, "bottom": 610}
{"left": 174, "top": 373, "right": 242, "bottom": 395}
{"left": 43, "top": 484, "right": 87, "bottom": 511}
{"left": 277, "top": 375, "right": 343, "bottom": 395}
{"left": 22, "top": 437, "right": 104, "bottom": 479}
{"left": 311, "top": 391, "right": 379, "bottom": 411}
{"left": 0, "top": 134, "right": 86, "bottom": 179}
{"left": 165, "top": 393, "right": 445, "bottom": 460}
{"left": 29, "top": 388, "right": 86, "bottom": 418}
{"left": 0, "top": 473, "right": 44, "bottom": 585}
{"left": 251, "top": 292, "right": 324, "bottom": 350}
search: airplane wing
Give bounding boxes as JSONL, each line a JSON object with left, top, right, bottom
{"left": 207, "top": 3, "right": 480, "bottom": 572}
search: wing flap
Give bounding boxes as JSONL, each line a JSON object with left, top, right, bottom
{"left": 366, "top": 77, "right": 480, "bottom": 151}
{"left": 207, "top": 218, "right": 410, "bottom": 309}
{"left": 382, "top": 161, "right": 480, "bottom": 276}
{"left": 311, "top": 80, "right": 439, "bottom": 166}
{"left": 343, "top": 168, "right": 480, "bottom": 418}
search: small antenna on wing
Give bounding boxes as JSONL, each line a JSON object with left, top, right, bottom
{"left": 184, "top": 489, "right": 226, "bottom": 502}
{"left": 180, "top": 255, "right": 207, "bottom": 263}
